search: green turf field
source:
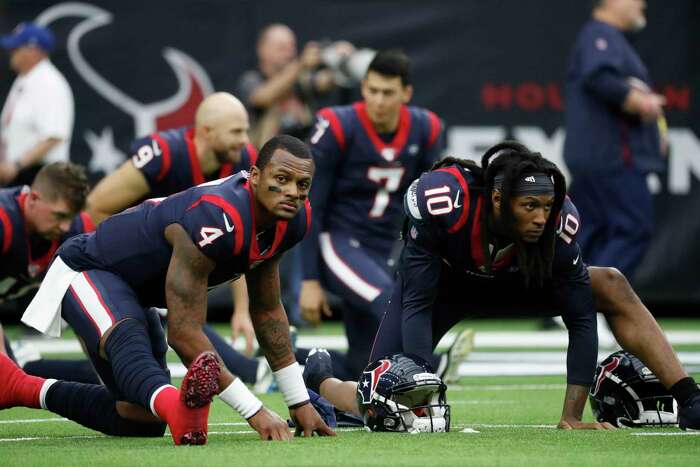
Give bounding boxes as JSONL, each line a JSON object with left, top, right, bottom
{"left": 1, "top": 320, "right": 699, "bottom": 466}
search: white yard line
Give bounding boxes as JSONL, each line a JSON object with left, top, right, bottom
{"left": 0, "top": 418, "right": 67, "bottom": 424}
{"left": 450, "top": 384, "right": 565, "bottom": 391}
{"left": 0, "top": 434, "right": 103, "bottom": 442}
{"left": 20, "top": 330, "right": 700, "bottom": 354}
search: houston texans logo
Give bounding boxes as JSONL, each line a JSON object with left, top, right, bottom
{"left": 34, "top": 2, "right": 213, "bottom": 173}
{"left": 358, "top": 359, "right": 392, "bottom": 404}
{"left": 590, "top": 356, "right": 620, "bottom": 396}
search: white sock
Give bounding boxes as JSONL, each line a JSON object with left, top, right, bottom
{"left": 149, "top": 384, "right": 176, "bottom": 418}
{"left": 39, "top": 379, "right": 57, "bottom": 409}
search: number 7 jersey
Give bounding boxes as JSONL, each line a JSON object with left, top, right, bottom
{"left": 303, "top": 102, "right": 444, "bottom": 279}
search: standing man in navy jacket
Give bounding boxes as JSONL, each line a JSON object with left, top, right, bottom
{"left": 564, "top": 0, "right": 666, "bottom": 279}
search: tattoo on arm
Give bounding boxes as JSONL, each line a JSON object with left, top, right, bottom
{"left": 246, "top": 256, "right": 295, "bottom": 370}
{"left": 561, "top": 384, "right": 589, "bottom": 421}
{"left": 164, "top": 223, "right": 215, "bottom": 366}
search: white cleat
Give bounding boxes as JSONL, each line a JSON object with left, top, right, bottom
{"left": 440, "top": 328, "right": 475, "bottom": 384}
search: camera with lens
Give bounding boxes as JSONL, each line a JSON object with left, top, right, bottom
{"left": 320, "top": 40, "right": 376, "bottom": 88}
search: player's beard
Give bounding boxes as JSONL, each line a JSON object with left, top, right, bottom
{"left": 214, "top": 149, "right": 238, "bottom": 164}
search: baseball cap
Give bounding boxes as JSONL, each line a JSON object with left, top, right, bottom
{"left": 1, "top": 22, "right": 55, "bottom": 53}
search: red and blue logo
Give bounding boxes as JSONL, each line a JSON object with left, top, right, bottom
{"left": 358, "top": 359, "right": 392, "bottom": 404}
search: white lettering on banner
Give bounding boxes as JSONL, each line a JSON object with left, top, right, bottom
{"left": 668, "top": 129, "right": 700, "bottom": 195}
{"left": 447, "top": 126, "right": 700, "bottom": 196}
{"left": 446, "top": 127, "right": 505, "bottom": 161}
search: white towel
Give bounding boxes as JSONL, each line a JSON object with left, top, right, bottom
{"left": 21, "top": 256, "right": 79, "bottom": 337}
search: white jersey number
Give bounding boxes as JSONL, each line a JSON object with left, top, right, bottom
{"left": 557, "top": 213, "right": 580, "bottom": 244}
{"left": 132, "top": 140, "right": 162, "bottom": 169}
{"left": 367, "top": 167, "right": 405, "bottom": 218}
{"left": 424, "top": 185, "right": 453, "bottom": 216}
{"left": 198, "top": 227, "right": 224, "bottom": 247}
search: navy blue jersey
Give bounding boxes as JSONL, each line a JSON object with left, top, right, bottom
{"left": 404, "top": 165, "right": 583, "bottom": 279}
{"left": 58, "top": 172, "right": 311, "bottom": 308}
{"left": 564, "top": 19, "right": 662, "bottom": 174}
{"left": 0, "top": 187, "right": 94, "bottom": 302}
{"left": 302, "top": 102, "right": 444, "bottom": 280}
{"left": 129, "top": 127, "right": 258, "bottom": 197}
{"left": 401, "top": 164, "right": 597, "bottom": 385}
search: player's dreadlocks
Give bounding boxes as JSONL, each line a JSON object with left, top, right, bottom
{"left": 430, "top": 142, "right": 566, "bottom": 287}
{"left": 479, "top": 141, "right": 567, "bottom": 287}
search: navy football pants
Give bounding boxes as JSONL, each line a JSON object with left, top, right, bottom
{"left": 298, "top": 232, "right": 393, "bottom": 381}
{"left": 569, "top": 168, "right": 653, "bottom": 279}
{"left": 61, "top": 269, "right": 170, "bottom": 402}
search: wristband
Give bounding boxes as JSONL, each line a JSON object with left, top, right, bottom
{"left": 273, "top": 362, "right": 309, "bottom": 407}
{"left": 219, "top": 378, "right": 263, "bottom": 419}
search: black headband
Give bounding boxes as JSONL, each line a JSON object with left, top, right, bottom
{"left": 494, "top": 171, "right": 555, "bottom": 196}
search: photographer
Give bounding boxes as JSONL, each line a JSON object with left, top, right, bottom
{"left": 237, "top": 23, "right": 356, "bottom": 147}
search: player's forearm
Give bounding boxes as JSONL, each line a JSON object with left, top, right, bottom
{"left": 560, "top": 384, "right": 590, "bottom": 422}
{"left": 18, "top": 137, "right": 61, "bottom": 168}
{"left": 249, "top": 60, "right": 304, "bottom": 108}
{"left": 231, "top": 277, "right": 250, "bottom": 314}
{"left": 250, "top": 304, "right": 295, "bottom": 371}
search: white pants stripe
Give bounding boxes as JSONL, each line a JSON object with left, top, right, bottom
{"left": 69, "top": 272, "right": 115, "bottom": 336}
{"left": 319, "top": 232, "right": 381, "bottom": 303}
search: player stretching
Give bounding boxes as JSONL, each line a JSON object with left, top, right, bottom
{"left": 300, "top": 49, "right": 472, "bottom": 383}
{"left": 304, "top": 141, "right": 700, "bottom": 430}
{"left": 86, "top": 92, "right": 272, "bottom": 389}
{"left": 0, "top": 163, "right": 98, "bottom": 383}
{"left": 2, "top": 136, "right": 334, "bottom": 444}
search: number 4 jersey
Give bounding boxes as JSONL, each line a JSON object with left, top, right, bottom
{"left": 302, "top": 101, "right": 444, "bottom": 280}
{"left": 57, "top": 172, "right": 311, "bottom": 307}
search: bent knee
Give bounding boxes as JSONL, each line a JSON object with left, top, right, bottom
{"left": 589, "top": 266, "right": 628, "bottom": 289}
{"left": 589, "top": 266, "right": 637, "bottom": 312}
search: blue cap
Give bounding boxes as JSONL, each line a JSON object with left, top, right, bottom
{"left": 1, "top": 22, "right": 55, "bottom": 53}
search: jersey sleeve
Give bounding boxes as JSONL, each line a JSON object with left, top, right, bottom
{"left": 551, "top": 197, "right": 598, "bottom": 386}
{"left": 301, "top": 108, "right": 345, "bottom": 280}
{"left": 61, "top": 212, "right": 96, "bottom": 242}
{"left": 128, "top": 134, "right": 171, "bottom": 189}
{"left": 418, "top": 109, "right": 445, "bottom": 174}
{"left": 579, "top": 25, "right": 630, "bottom": 105}
{"left": 399, "top": 235, "right": 443, "bottom": 361}
{"left": 403, "top": 168, "right": 469, "bottom": 252}
{"left": 179, "top": 197, "right": 243, "bottom": 262}
{"left": 0, "top": 206, "right": 12, "bottom": 255}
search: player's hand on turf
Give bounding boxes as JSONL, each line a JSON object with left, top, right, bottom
{"left": 290, "top": 402, "right": 337, "bottom": 437}
{"left": 300, "top": 280, "right": 332, "bottom": 326}
{"left": 231, "top": 307, "right": 255, "bottom": 357}
{"left": 557, "top": 418, "right": 616, "bottom": 430}
{"left": 248, "top": 407, "right": 292, "bottom": 441}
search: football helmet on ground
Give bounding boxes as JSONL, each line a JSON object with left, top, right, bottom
{"left": 589, "top": 350, "right": 677, "bottom": 427}
{"left": 357, "top": 353, "right": 450, "bottom": 433}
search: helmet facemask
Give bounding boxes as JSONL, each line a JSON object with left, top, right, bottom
{"left": 369, "top": 382, "right": 451, "bottom": 433}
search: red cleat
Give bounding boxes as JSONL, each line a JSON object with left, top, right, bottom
{"left": 155, "top": 352, "right": 221, "bottom": 445}
{"left": 0, "top": 352, "right": 43, "bottom": 410}
{"left": 181, "top": 351, "right": 221, "bottom": 409}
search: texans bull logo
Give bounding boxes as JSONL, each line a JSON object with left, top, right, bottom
{"left": 590, "top": 356, "right": 620, "bottom": 397}
{"left": 358, "top": 359, "right": 392, "bottom": 404}
{"left": 35, "top": 2, "right": 214, "bottom": 174}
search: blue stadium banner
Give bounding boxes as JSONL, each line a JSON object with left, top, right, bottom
{"left": 1, "top": 1, "right": 698, "bottom": 306}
